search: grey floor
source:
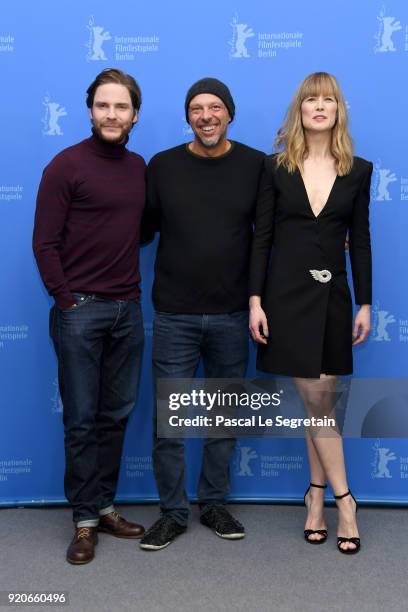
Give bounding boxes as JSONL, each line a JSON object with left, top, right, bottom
{"left": 0, "top": 504, "right": 407, "bottom": 612}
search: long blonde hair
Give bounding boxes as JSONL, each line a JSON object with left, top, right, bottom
{"left": 275, "top": 72, "right": 353, "bottom": 176}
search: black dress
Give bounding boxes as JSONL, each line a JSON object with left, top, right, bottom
{"left": 249, "top": 155, "right": 373, "bottom": 378}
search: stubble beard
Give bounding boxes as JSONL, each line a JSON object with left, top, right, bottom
{"left": 92, "top": 121, "right": 132, "bottom": 144}
{"left": 195, "top": 127, "right": 227, "bottom": 149}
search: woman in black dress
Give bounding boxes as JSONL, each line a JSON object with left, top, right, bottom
{"left": 249, "top": 72, "right": 372, "bottom": 554}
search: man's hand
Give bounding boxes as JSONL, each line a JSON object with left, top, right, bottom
{"left": 249, "top": 296, "right": 269, "bottom": 344}
{"left": 352, "top": 304, "right": 371, "bottom": 345}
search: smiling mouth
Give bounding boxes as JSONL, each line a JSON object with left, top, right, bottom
{"left": 200, "top": 125, "right": 218, "bottom": 134}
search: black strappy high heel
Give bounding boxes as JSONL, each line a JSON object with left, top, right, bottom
{"left": 303, "top": 483, "right": 328, "bottom": 544}
{"left": 334, "top": 490, "right": 360, "bottom": 555}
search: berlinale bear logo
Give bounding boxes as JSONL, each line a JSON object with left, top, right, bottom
{"left": 371, "top": 302, "right": 396, "bottom": 342}
{"left": 372, "top": 441, "right": 397, "bottom": 478}
{"left": 235, "top": 443, "right": 258, "bottom": 476}
{"left": 374, "top": 8, "right": 402, "bottom": 53}
{"left": 86, "top": 16, "right": 111, "bottom": 61}
{"left": 372, "top": 162, "right": 397, "bottom": 201}
{"left": 42, "top": 95, "right": 67, "bottom": 136}
{"left": 229, "top": 14, "right": 255, "bottom": 59}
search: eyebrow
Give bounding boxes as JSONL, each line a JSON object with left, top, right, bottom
{"left": 189, "top": 102, "right": 223, "bottom": 109}
{"left": 94, "top": 101, "right": 131, "bottom": 106}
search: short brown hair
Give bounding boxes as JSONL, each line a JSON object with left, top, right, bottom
{"left": 86, "top": 68, "right": 142, "bottom": 111}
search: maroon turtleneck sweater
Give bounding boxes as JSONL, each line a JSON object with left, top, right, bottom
{"left": 33, "top": 132, "right": 146, "bottom": 309}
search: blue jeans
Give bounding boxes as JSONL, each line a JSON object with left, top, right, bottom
{"left": 50, "top": 294, "right": 144, "bottom": 524}
{"left": 152, "top": 311, "right": 249, "bottom": 526}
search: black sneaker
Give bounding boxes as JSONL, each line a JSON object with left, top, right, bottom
{"left": 139, "top": 516, "right": 186, "bottom": 551}
{"left": 200, "top": 506, "right": 245, "bottom": 540}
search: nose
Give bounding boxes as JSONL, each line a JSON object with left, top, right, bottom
{"left": 201, "top": 107, "right": 212, "bottom": 121}
{"left": 107, "top": 105, "right": 117, "bottom": 119}
{"left": 315, "top": 96, "right": 325, "bottom": 110}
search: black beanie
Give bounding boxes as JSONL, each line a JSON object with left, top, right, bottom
{"left": 185, "top": 77, "right": 235, "bottom": 123}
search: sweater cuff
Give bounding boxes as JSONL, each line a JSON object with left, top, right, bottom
{"left": 249, "top": 280, "right": 263, "bottom": 298}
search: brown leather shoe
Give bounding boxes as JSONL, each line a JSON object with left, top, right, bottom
{"left": 66, "top": 527, "right": 98, "bottom": 565}
{"left": 98, "top": 511, "right": 145, "bottom": 539}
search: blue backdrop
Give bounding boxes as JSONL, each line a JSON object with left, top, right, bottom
{"left": 0, "top": 0, "right": 407, "bottom": 506}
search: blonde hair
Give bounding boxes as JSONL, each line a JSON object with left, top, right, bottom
{"left": 275, "top": 72, "right": 353, "bottom": 176}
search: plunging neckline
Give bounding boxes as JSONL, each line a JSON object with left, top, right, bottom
{"left": 298, "top": 171, "right": 338, "bottom": 219}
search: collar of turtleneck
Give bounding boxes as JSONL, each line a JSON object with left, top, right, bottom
{"left": 87, "top": 128, "right": 129, "bottom": 159}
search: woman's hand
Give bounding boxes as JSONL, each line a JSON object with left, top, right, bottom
{"left": 352, "top": 304, "right": 371, "bottom": 345}
{"left": 249, "top": 296, "right": 269, "bottom": 344}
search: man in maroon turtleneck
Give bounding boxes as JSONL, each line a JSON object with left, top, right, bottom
{"left": 33, "top": 69, "right": 146, "bottom": 565}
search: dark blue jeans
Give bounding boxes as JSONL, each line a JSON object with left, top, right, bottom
{"left": 50, "top": 294, "right": 144, "bottom": 524}
{"left": 152, "top": 311, "right": 249, "bottom": 526}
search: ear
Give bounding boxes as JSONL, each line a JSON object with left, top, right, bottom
{"left": 132, "top": 109, "right": 138, "bottom": 124}
{"left": 88, "top": 108, "right": 93, "bottom": 121}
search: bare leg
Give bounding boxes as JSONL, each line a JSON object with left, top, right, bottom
{"left": 303, "top": 431, "right": 327, "bottom": 541}
{"left": 294, "top": 375, "right": 359, "bottom": 552}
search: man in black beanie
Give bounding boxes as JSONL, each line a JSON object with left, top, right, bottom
{"left": 140, "top": 77, "right": 265, "bottom": 550}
